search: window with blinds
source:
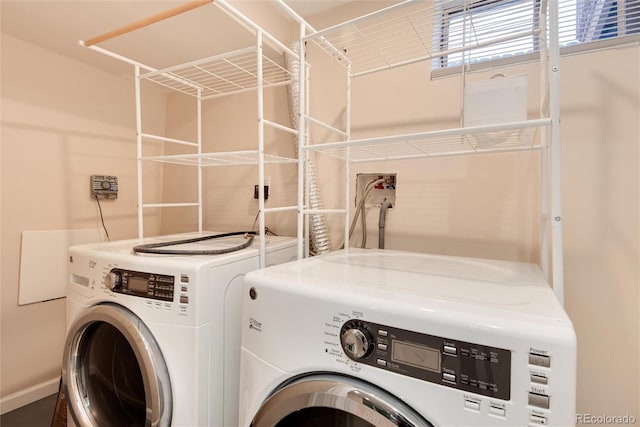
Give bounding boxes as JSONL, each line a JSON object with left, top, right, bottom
{"left": 433, "top": 0, "right": 640, "bottom": 73}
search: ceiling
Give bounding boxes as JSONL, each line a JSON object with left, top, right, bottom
{"left": 0, "top": 0, "right": 359, "bottom": 77}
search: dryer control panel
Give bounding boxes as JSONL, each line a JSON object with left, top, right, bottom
{"left": 340, "top": 320, "right": 511, "bottom": 400}
{"left": 106, "top": 268, "right": 175, "bottom": 302}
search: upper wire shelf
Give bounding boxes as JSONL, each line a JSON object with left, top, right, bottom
{"left": 303, "top": 119, "right": 549, "bottom": 162}
{"left": 304, "top": 0, "right": 541, "bottom": 78}
{"left": 140, "top": 46, "right": 291, "bottom": 99}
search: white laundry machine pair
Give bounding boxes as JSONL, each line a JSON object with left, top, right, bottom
{"left": 62, "top": 232, "right": 297, "bottom": 427}
{"left": 239, "top": 249, "right": 577, "bottom": 426}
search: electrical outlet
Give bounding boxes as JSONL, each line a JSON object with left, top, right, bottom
{"left": 253, "top": 176, "right": 271, "bottom": 201}
{"left": 90, "top": 175, "right": 118, "bottom": 199}
{"left": 254, "top": 185, "right": 270, "bottom": 200}
{"left": 355, "top": 173, "right": 396, "bottom": 208}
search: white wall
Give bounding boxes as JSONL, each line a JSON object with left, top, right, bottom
{"left": 0, "top": 34, "right": 167, "bottom": 409}
{"left": 560, "top": 48, "right": 639, "bottom": 418}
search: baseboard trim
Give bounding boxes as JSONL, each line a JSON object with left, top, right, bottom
{"left": 0, "top": 377, "right": 60, "bottom": 415}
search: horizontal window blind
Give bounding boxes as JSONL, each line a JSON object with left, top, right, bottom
{"left": 433, "top": 0, "right": 640, "bottom": 72}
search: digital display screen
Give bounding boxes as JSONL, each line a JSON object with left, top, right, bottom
{"left": 128, "top": 277, "right": 148, "bottom": 293}
{"left": 392, "top": 340, "right": 441, "bottom": 372}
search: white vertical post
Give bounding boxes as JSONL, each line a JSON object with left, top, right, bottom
{"left": 197, "top": 88, "right": 203, "bottom": 233}
{"left": 297, "top": 24, "right": 306, "bottom": 260}
{"left": 460, "top": 1, "right": 469, "bottom": 127}
{"left": 257, "top": 31, "right": 266, "bottom": 268}
{"left": 539, "top": 0, "right": 550, "bottom": 283}
{"left": 304, "top": 44, "right": 311, "bottom": 258}
{"left": 135, "top": 65, "right": 144, "bottom": 239}
{"left": 344, "top": 63, "right": 352, "bottom": 253}
{"left": 549, "top": 0, "right": 564, "bottom": 305}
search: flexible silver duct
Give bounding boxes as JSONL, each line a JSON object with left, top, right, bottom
{"left": 285, "top": 42, "right": 331, "bottom": 255}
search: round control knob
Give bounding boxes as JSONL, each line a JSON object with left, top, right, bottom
{"left": 341, "top": 322, "right": 374, "bottom": 360}
{"left": 104, "top": 271, "right": 123, "bottom": 291}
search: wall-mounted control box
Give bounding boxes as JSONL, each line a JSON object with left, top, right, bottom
{"left": 90, "top": 175, "right": 118, "bottom": 199}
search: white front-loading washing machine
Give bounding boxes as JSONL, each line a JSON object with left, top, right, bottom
{"left": 239, "top": 249, "right": 577, "bottom": 426}
{"left": 63, "top": 232, "right": 296, "bottom": 427}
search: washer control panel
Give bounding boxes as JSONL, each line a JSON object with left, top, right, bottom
{"left": 340, "top": 320, "right": 511, "bottom": 400}
{"left": 105, "top": 268, "right": 175, "bottom": 302}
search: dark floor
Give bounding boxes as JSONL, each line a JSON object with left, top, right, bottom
{"left": 1, "top": 393, "right": 58, "bottom": 427}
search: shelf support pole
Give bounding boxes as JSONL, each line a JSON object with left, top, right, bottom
{"left": 344, "top": 64, "right": 352, "bottom": 252}
{"left": 135, "top": 65, "right": 144, "bottom": 239}
{"left": 257, "top": 31, "right": 266, "bottom": 268}
{"left": 549, "top": 0, "right": 565, "bottom": 305}
{"left": 197, "top": 88, "right": 203, "bottom": 233}
{"left": 297, "top": 23, "right": 306, "bottom": 260}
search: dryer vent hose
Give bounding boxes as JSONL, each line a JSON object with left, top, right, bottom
{"left": 285, "top": 42, "right": 331, "bottom": 255}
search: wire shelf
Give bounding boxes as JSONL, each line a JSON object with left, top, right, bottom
{"left": 303, "top": 119, "right": 549, "bottom": 162}
{"left": 140, "top": 47, "right": 291, "bottom": 99}
{"left": 142, "top": 150, "right": 296, "bottom": 167}
{"left": 305, "top": 0, "right": 540, "bottom": 77}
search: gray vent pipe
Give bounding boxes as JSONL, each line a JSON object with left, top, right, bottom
{"left": 285, "top": 42, "right": 331, "bottom": 255}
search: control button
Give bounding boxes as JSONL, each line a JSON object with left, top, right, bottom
{"left": 377, "top": 359, "right": 387, "bottom": 367}
{"left": 530, "top": 414, "right": 548, "bottom": 425}
{"left": 180, "top": 296, "right": 189, "bottom": 304}
{"left": 489, "top": 405, "right": 505, "bottom": 417}
{"left": 464, "top": 400, "right": 480, "bottom": 411}
{"left": 378, "top": 343, "right": 388, "bottom": 351}
{"left": 378, "top": 330, "right": 388, "bottom": 337}
{"left": 529, "top": 353, "right": 551, "bottom": 368}
{"left": 180, "top": 275, "right": 189, "bottom": 283}
{"left": 442, "top": 373, "right": 456, "bottom": 383}
{"left": 181, "top": 286, "right": 188, "bottom": 292}
{"left": 528, "top": 392, "right": 550, "bottom": 409}
{"left": 444, "top": 345, "right": 457, "bottom": 355}
{"left": 531, "top": 373, "right": 548, "bottom": 385}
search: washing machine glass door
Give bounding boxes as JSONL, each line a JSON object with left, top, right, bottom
{"left": 251, "top": 374, "right": 433, "bottom": 427}
{"left": 62, "top": 303, "right": 171, "bottom": 427}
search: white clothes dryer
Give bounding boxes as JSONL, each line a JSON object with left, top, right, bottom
{"left": 239, "top": 249, "right": 576, "bottom": 427}
{"left": 63, "top": 232, "right": 296, "bottom": 427}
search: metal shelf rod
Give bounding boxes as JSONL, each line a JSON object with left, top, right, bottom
{"left": 303, "top": 209, "right": 348, "bottom": 214}
{"left": 263, "top": 119, "right": 298, "bottom": 135}
{"left": 346, "top": 145, "right": 541, "bottom": 163}
{"left": 141, "top": 133, "right": 198, "bottom": 147}
{"left": 304, "top": 119, "right": 551, "bottom": 152}
{"left": 263, "top": 206, "right": 298, "bottom": 213}
{"left": 202, "top": 80, "right": 292, "bottom": 100}
{"left": 306, "top": 115, "right": 348, "bottom": 137}
{"left": 142, "top": 203, "right": 200, "bottom": 208}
